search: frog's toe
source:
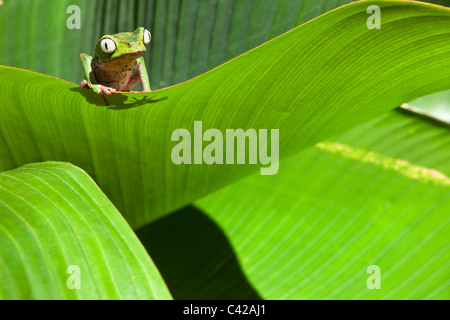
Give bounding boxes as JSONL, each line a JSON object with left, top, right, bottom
{"left": 99, "top": 86, "right": 117, "bottom": 96}
{"left": 80, "top": 80, "right": 89, "bottom": 88}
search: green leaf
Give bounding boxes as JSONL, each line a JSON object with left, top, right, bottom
{"left": 0, "top": 162, "right": 171, "bottom": 299}
{"left": 1, "top": 1, "right": 450, "bottom": 227}
{"left": 138, "top": 110, "right": 450, "bottom": 299}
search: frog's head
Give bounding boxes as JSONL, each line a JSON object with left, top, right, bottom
{"left": 94, "top": 27, "right": 151, "bottom": 61}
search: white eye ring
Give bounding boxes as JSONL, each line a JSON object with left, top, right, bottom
{"left": 100, "top": 38, "right": 117, "bottom": 53}
{"left": 143, "top": 29, "right": 151, "bottom": 45}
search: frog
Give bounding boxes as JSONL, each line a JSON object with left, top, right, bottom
{"left": 80, "top": 27, "right": 152, "bottom": 97}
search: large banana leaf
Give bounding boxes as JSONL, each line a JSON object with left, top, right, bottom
{"left": 1, "top": 1, "right": 450, "bottom": 228}
{"left": 0, "top": 162, "right": 171, "bottom": 299}
{"left": 138, "top": 110, "right": 450, "bottom": 299}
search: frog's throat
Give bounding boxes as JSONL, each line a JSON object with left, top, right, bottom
{"left": 94, "top": 51, "right": 145, "bottom": 71}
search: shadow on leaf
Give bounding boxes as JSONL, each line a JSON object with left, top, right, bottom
{"left": 136, "top": 205, "right": 261, "bottom": 300}
{"left": 69, "top": 86, "right": 168, "bottom": 109}
{"left": 108, "top": 96, "right": 168, "bottom": 110}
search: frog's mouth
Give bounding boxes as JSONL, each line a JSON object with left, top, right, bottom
{"left": 97, "top": 50, "right": 146, "bottom": 71}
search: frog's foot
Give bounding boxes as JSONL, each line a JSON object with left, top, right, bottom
{"left": 97, "top": 86, "right": 116, "bottom": 96}
{"left": 94, "top": 85, "right": 116, "bottom": 106}
{"left": 80, "top": 81, "right": 116, "bottom": 96}
{"left": 80, "top": 81, "right": 115, "bottom": 106}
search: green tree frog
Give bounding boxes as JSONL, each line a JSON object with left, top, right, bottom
{"left": 80, "top": 27, "right": 151, "bottom": 96}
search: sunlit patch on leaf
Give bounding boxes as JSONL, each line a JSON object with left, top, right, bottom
{"left": 316, "top": 142, "right": 450, "bottom": 186}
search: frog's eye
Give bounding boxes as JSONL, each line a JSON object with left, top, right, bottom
{"left": 143, "top": 29, "right": 151, "bottom": 45}
{"left": 100, "top": 38, "right": 117, "bottom": 53}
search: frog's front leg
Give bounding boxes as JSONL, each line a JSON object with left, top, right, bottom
{"left": 80, "top": 53, "right": 116, "bottom": 96}
{"left": 124, "top": 57, "right": 151, "bottom": 92}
